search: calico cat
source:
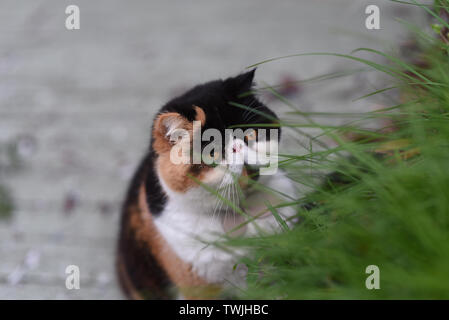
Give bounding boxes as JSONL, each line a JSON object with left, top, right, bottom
{"left": 117, "top": 70, "right": 297, "bottom": 299}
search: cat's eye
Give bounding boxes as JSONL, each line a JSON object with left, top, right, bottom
{"left": 201, "top": 150, "right": 220, "bottom": 168}
{"left": 209, "top": 150, "right": 220, "bottom": 167}
{"left": 211, "top": 150, "right": 220, "bottom": 161}
{"left": 245, "top": 129, "right": 257, "bottom": 142}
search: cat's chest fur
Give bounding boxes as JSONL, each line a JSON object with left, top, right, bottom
{"left": 154, "top": 175, "right": 246, "bottom": 287}
{"left": 154, "top": 169, "right": 297, "bottom": 287}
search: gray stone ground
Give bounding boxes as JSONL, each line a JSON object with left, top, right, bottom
{"left": 0, "top": 0, "right": 427, "bottom": 299}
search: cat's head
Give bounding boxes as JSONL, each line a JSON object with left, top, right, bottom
{"left": 151, "top": 70, "right": 280, "bottom": 194}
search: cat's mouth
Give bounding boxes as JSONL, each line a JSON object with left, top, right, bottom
{"left": 209, "top": 162, "right": 261, "bottom": 219}
{"left": 204, "top": 140, "right": 263, "bottom": 190}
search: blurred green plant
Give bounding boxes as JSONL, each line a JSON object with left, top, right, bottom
{"left": 226, "top": 0, "right": 449, "bottom": 299}
{"left": 0, "top": 140, "right": 19, "bottom": 221}
{"left": 0, "top": 184, "right": 13, "bottom": 220}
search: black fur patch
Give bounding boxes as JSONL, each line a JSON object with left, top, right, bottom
{"left": 144, "top": 151, "right": 167, "bottom": 216}
{"left": 118, "top": 153, "right": 172, "bottom": 298}
{"left": 143, "top": 70, "right": 280, "bottom": 215}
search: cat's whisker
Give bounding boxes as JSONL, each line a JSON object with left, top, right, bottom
{"left": 241, "top": 101, "right": 251, "bottom": 119}
{"left": 214, "top": 171, "right": 233, "bottom": 219}
{"left": 220, "top": 183, "right": 230, "bottom": 223}
{"left": 231, "top": 183, "right": 237, "bottom": 226}
{"left": 235, "top": 181, "right": 240, "bottom": 217}
{"left": 242, "top": 101, "right": 261, "bottom": 123}
{"left": 212, "top": 175, "right": 227, "bottom": 220}
{"left": 244, "top": 105, "right": 264, "bottom": 124}
{"left": 230, "top": 184, "right": 237, "bottom": 221}
{"left": 225, "top": 184, "right": 231, "bottom": 220}
{"left": 242, "top": 99, "right": 257, "bottom": 122}
{"left": 213, "top": 195, "right": 225, "bottom": 220}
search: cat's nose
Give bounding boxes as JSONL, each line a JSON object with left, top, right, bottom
{"left": 232, "top": 143, "right": 242, "bottom": 153}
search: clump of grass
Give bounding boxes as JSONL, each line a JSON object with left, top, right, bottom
{"left": 232, "top": 0, "right": 449, "bottom": 299}
{"left": 0, "top": 138, "right": 18, "bottom": 221}
{"left": 0, "top": 184, "right": 13, "bottom": 221}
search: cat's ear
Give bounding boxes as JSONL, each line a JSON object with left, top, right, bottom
{"left": 224, "top": 69, "right": 256, "bottom": 95}
{"left": 193, "top": 105, "right": 206, "bottom": 126}
{"left": 153, "top": 112, "right": 192, "bottom": 154}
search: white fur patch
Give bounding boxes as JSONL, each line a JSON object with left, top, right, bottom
{"left": 154, "top": 163, "right": 297, "bottom": 289}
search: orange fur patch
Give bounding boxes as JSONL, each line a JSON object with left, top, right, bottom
{"left": 157, "top": 155, "right": 196, "bottom": 192}
{"left": 157, "top": 155, "right": 213, "bottom": 193}
{"left": 152, "top": 106, "right": 213, "bottom": 193}
{"left": 193, "top": 105, "right": 206, "bottom": 126}
{"left": 153, "top": 112, "right": 193, "bottom": 155}
{"left": 116, "top": 252, "right": 145, "bottom": 300}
